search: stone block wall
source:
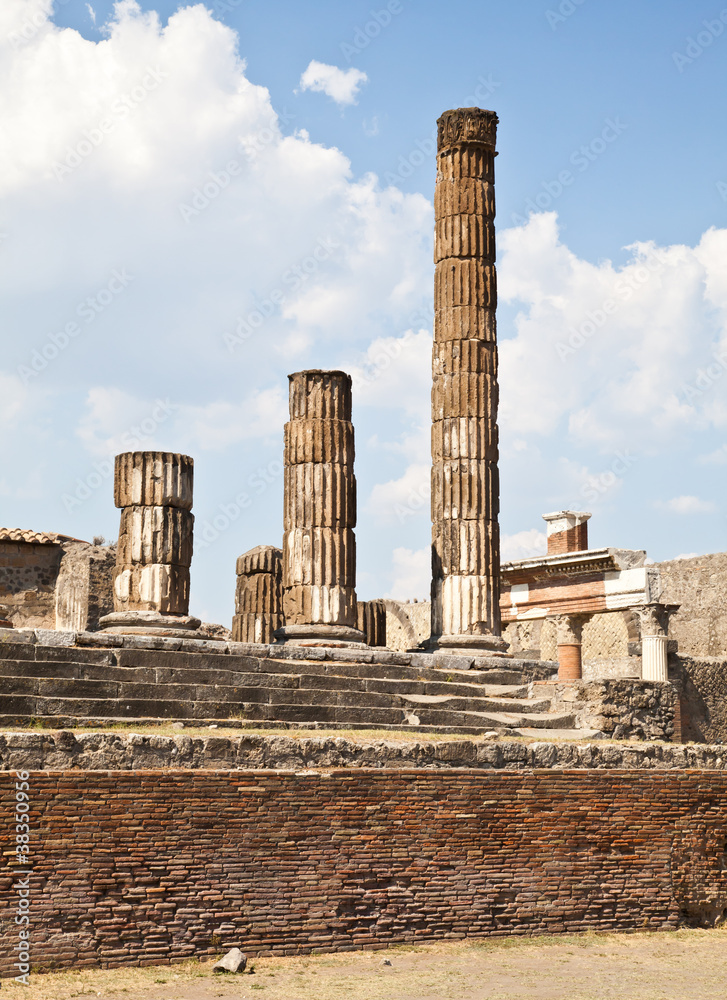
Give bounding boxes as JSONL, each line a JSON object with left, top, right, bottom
{"left": 2, "top": 767, "right": 727, "bottom": 976}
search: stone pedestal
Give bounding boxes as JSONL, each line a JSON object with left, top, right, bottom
{"left": 357, "top": 600, "right": 387, "bottom": 647}
{"left": 430, "top": 108, "right": 507, "bottom": 657}
{"left": 276, "top": 371, "right": 365, "bottom": 647}
{"left": 552, "top": 613, "right": 591, "bottom": 681}
{"left": 100, "top": 452, "right": 211, "bottom": 638}
{"left": 637, "top": 603, "right": 679, "bottom": 682}
{"left": 232, "top": 545, "right": 283, "bottom": 644}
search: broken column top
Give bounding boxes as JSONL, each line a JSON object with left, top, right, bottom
{"left": 236, "top": 545, "right": 282, "bottom": 577}
{"left": 114, "top": 452, "right": 194, "bottom": 510}
{"left": 542, "top": 510, "right": 591, "bottom": 556}
{"left": 288, "top": 370, "right": 352, "bottom": 422}
{"left": 437, "top": 107, "right": 498, "bottom": 153}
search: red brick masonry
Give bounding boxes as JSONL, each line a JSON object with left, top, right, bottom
{"left": 2, "top": 768, "right": 727, "bottom": 975}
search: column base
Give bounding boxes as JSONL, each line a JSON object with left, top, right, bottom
{"left": 274, "top": 623, "right": 368, "bottom": 648}
{"left": 98, "top": 610, "right": 224, "bottom": 641}
{"left": 557, "top": 643, "right": 582, "bottom": 681}
{"left": 433, "top": 634, "right": 512, "bottom": 657}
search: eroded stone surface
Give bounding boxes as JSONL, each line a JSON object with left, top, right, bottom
{"left": 233, "top": 546, "right": 283, "bottom": 644}
{"left": 281, "top": 372, "right": 360, "bottom": 635}
{"left": 431, "top": 108, "right": 504, "bottom": 648}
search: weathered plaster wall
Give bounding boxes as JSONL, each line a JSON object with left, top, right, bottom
{"left": 384, "top": 600, "right": 431, "bottom": 651}
{"left": 657, "top": 552, "right": 727, "bottom": 657}
{"left": 0, "top": 542, "right": 63, "bottom": 628}
{"left": 2, "top": 768, "right": 727, "bottom": 976}
{"left": 0, "top": 540, "right": 115, "bottom": 631}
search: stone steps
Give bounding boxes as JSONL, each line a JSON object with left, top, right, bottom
{"left": 0, "top": 642, "right": 572, "bottom": 735}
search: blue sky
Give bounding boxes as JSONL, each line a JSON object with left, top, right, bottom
{"left": 1, "top": 0, "right": 725, "bottom": 624}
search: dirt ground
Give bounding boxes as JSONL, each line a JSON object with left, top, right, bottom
{"left": 4, "top": 928, "right": 727, "bottom": 1000}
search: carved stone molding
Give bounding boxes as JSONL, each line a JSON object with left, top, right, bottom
{"left": 437, "top": 108, "right": 498, "bottom": 153}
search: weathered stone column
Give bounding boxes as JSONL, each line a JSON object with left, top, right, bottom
{"left": 552, "top": 613, "right": 591, "bottom": 681}
{"left": 357, "top": 599, "right": 387, "bottom": 647}
{"left": 100, "top": 451, "right": 202, "bottom": 636}
{"left": 431, "top": 107, "right": 507, "bottom": 655}
{"left": 232, "top": 545, "right": 283, "bottom": 644}
{"left": 277, "top": 370, "right": 365, "bottom": 645}
{"left": 637, "top": 603, "right": 679, "bottom": 681}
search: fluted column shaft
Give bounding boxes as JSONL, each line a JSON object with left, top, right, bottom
{"left": 431, "top": 108, "right": 506, "bottom": 653}
{"left": 233, "top": 545, "right": 283, "bottom": 644}
{"left": 112, "top": 452, "right": 193, "bottom": 615}
{"left": 278, "top": 370, "right": 364, "bottom": 644}
{"left": 357, "top": 599, "right": 387, "bottom": 647}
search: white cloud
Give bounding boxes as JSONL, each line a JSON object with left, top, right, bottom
{"left": 299, "top": 60, "right": 368, "bottom": 106}
{"left": 384, "top": 546, "right": 429, "bottom": 601}
{"left": 501, "top": 529, "right": 547, "bottom": 562}
{"left": 366, "top": 462, "right": 429, "bottom": 526}
{"left": 498, "top": 213, "right": 727, "bottom": 450}
{"left": 697, "top": 444, "right": 727, "bottom": 465}
{"left": 659, "top": 495, "right": 717, "bottom": 515}
{"left": 350, "top": 329, "right": 431, "bottom": 418}
{"left": 76, "top": 385, "right": 287, "bottom": 456}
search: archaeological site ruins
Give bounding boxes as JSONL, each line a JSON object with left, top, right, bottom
{"left": 2, "top": 108, "right": 727, "bottom": 978}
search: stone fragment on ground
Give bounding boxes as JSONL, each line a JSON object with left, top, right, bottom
{"left": 213, "top": 947, "right": 247, "bottom": 973}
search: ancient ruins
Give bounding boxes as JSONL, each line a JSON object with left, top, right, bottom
{"left": 431, "top": 108, "right": 507, "bottom": 655}
{"left": 1, "top": 106, "right": 727, "bottom": 978}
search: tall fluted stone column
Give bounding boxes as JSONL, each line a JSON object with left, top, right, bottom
{"left": 431, "top": 107, "right": 507, "bottom": 655}
{"left": 637, "top": 603, "right": 679, "bottom": 682}
{"left": 277, "top": 370, "right": 365, "bottom": 646}
{"left": 233, "top": 545, "right": 283, "bottom": 644}
{"left": 100, "top": 452, "right": 203, "bottom": 637}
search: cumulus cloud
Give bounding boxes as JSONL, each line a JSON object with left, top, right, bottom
{"left": 498, "top": 213, "right": 727, "bottom": 451}
{"left": 658, "top": 495, "right": 717, "bottom": 515}
{"left": 384, "top": 546, "right": 429, "bottom": 601}
{"left": 366, "top": 462, "right": 429, "bottom": 526}
{"left": 299, "top": 60, "right": 368, "bottom": 105}
{"left": 350, "top": 329, "right": 431, "bottom": 418}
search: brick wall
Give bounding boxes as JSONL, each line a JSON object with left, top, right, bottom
{"left": 2, "top": 768, "right": 727, "bottom": 976}
{"left": 547, "top": 522, "right": 588, "bottom": 555}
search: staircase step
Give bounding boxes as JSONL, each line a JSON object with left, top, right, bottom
{"left": 514, "top": 728, "right": 604, "bottom": 740}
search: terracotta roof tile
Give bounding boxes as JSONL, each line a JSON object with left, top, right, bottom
{"left": 0, "top": 528, "right": 86, "bottom": 545}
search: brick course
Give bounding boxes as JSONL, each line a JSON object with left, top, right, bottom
{"left": 2, "top": 768, "right": 727, "bottom": 976}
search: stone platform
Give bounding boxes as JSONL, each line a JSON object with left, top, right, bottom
{"left": 0, "top": 628, "right": 677, "bottom": 740}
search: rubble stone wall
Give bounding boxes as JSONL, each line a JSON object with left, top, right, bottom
{"left": 0, "top": 540, "right": 115, "bottom": 631}
{"left": 2, "top": 768, "right": 727, "bottom": 975}
{"left": 670, "top": 654, "right": 727, "bottom": 744}
{"left": 548, "top": 679, "right": 678, "bottom": 741}
{"left": 0, "top": 542, "right": 62, "bottom": 628}
{"left": 3, "top": 731, "right": 727, "bottom": 774}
